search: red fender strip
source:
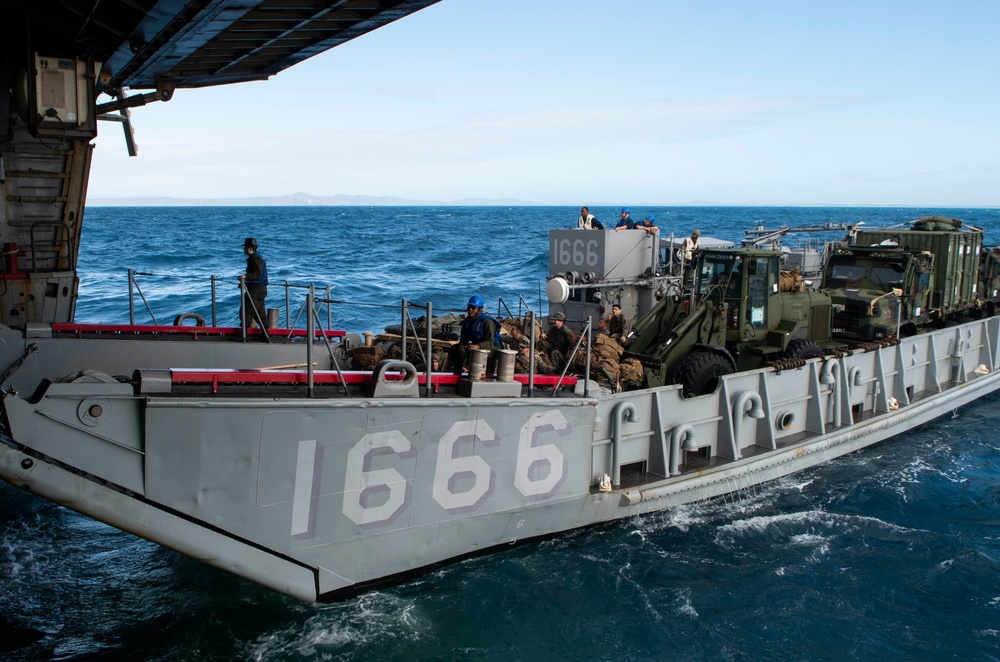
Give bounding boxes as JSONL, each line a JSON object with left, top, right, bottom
{"left": 51, "top": 323, "right": 345, "bottom": 340}
{"left": 168, "top": 369, "right": 577, "bottom": 391}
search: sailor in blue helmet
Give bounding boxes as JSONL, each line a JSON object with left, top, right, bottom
{"left": 637, "top": 215, "right": 658, "bottom": 236}
{"left": 450, "top": 294, "right": 505, "bottom": 376}
{"left": 238, "top": 237, "right": 268, "bottom": 329}
{"left": 614, "top": 207, "right": 635, "bottom": 231}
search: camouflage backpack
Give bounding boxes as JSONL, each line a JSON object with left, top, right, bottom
{"left": 619, "top": 357, "right": 644, "bottom": 390}
{"left": 350, "top": 345, "right": 386, "bottom": 370}
{"left": 594, "top": 357, "right": 620, "bottom": 384}
{"left": 593, "top": 333, "right": 624, "bottom": 360}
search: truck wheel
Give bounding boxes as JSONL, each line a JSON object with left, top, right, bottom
{"left": 673, "top": 351, "right": 734, "bottom": 397}
{"left": 783, "top": 338, "right": 824, "bottom": 360}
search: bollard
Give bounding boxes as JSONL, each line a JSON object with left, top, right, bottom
{"left": 267, "top": 308, "right": 280, "bottom": 329}
{"left": 363, "top": 331, "right": 373, "bottom": 347}
{"left": 497, "top": 349, "right": 517, "bottom": 382}
{"left": 469, "top": 349, "right": 489, "bottom": 381}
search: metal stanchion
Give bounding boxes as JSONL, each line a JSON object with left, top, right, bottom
{"left": 210, "top": 275, "right": 217, "bottom": 326}
{"left": 285, "top": 281, "right": 291, "bottom": 329}
{"left": 400, "top": 298, "right": 408, "bottom": 363}
{"left": 527, "top": 311, "right": 535, "bottom": 398}
{"left": 425, "top": 301, "right": 433, "bottom": 398}
{"left": 307, "top": 286, "right": 314, "bottom": 398}
{"left": 128, "top": 269, "right": 135, "bottom": 325}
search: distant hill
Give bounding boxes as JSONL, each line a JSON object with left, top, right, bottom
{"left": 87, "top": 192, "right": 540, "bottom": 207}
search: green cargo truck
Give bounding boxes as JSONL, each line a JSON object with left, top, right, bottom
{"left": 848, "top": 218, "right": 983, "bottom": 322}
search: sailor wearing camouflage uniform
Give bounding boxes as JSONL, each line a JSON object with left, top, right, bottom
{"left": 514, "top": 337, "right": 556, "bottom": 374}
{"left": 603, "top": 304, "right": 630, "bottom": 345}
{"left": 541, "top": 312, "right": 576, "bottom": 368}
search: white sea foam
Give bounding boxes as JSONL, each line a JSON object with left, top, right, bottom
{"left": 674, "top": 588, "right": 699, "bottom": 619}
{"left": 249, "top": 592, "right": 428, "bottom": 661}
{"left": 714, "top": 509, "right": 926, "bottom": 549}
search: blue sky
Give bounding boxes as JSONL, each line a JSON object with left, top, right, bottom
{"left": 88, "top": 0, "right": 1000, "bottom": 206}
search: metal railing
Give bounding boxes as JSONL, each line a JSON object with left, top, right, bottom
{"left": 127, "top": 270, "right": 338, "bottom": 330}
{"left": 123, "top": 269, "right": 588, "bottom": 398}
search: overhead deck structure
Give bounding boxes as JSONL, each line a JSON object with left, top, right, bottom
{"left": 0, "top": 0, "right": 441, "bottom": 328}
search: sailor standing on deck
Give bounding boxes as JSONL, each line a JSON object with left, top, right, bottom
{"left": 578, "top": 206, "right": 604, "bottom": 230}
{"left": 637, "top": 215, "right": 658, "bottom": 235}
{"left": 238, "top": 237, "right": 268, "bottom": 329}
{"left": 614, "top": 207, "right": 636, "bottom": 231}
{"left": 680, "top": 229, "right": 701, "bottom": 261}
{"left": 680, "top": 229, "right": 701, "bottom": 281}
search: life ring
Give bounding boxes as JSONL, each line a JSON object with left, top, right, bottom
{"left": 173, "top": 313, "right": 206, "bottom": 327}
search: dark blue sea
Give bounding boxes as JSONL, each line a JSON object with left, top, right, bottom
{"left": 2, "top": 206, "right": 1000, "bottom": 661}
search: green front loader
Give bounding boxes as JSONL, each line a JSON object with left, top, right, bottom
{"left": 626, "top": 248, "right": 833, "bottom": 396}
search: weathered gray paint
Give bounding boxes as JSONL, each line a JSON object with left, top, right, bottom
{"left": 3, "top": 317, "right": 998, "bottom": 601}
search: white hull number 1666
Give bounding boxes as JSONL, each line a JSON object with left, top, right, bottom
{"left": 291, "top": 410, "right": 569, "bottom": 535}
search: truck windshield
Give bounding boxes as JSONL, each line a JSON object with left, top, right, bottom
{"left": 698, "top": 254, "right": 740, "bottom": 299}
{"left": 869, "top": 263, "right": 905, "bottom": 287}
{"left": 826, "top": 261, "right": 866, "bottom": 287}
{"left": 826, "top": 258, "right": 906, "bottom": 289}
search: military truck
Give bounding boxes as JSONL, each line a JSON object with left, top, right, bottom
{"left": 820, "top": 217, "right": 985, "bottom": 339}
{"left": 979, "top": 246, "right": 1000, "bottom": 317}
{"left": 626, "top": 247, "right": 833, "bottom": 396}
{"left": 821, "top": 245, "right": 933, "bottom": 340}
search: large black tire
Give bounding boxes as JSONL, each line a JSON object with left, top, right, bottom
{"left": 673, "top": 351, "right": 734, "bottom": 398}
{"left": 783, "top": 338, "right": 824, "bottom": 360}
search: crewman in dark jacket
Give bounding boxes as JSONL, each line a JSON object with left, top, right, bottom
{"left": 239, "top": 237, "right": 268, "bottom": 329}
{"left": 603, "top": 304, "right": 630, "bottom": 345}
{"left": 541, "top": 312, "right": 577, "bottom": 368}
{"left": 450, "top": 294, "right": 504, "bottom": 375}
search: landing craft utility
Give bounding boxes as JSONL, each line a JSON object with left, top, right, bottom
{"left": 2, "top": 3, "right": 1000, "bottom": 603}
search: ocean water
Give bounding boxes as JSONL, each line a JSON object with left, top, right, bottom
{"left": 2, "top": 205, "right": 1000, "bottom": 661}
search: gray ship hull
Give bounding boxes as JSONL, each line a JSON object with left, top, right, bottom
{"left": 2, "top": 317, "right": 997, "bottom": 601}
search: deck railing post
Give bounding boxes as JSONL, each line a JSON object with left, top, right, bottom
{"left": 240, "top": 279, "right": 247, "bottom": 342}
{"left": 527, "top": 310, "right": 535, "bottom": 398}
{"left": 210, "top": 275, "right": 217, "bottom": 327}
{"left": 401, "top": 298, "right": 408, "bottom": 363}
{"left": 285, "top": 281, "right": 291, "bottom": 329}
{"left": 425, "top": 301, "right": 433, "bottom": 398}
{"left": 307, "top": 286, "right": 315, "bottom": 398}
{"left": 128, "top": 269, "right": 135, "bottom": 325}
